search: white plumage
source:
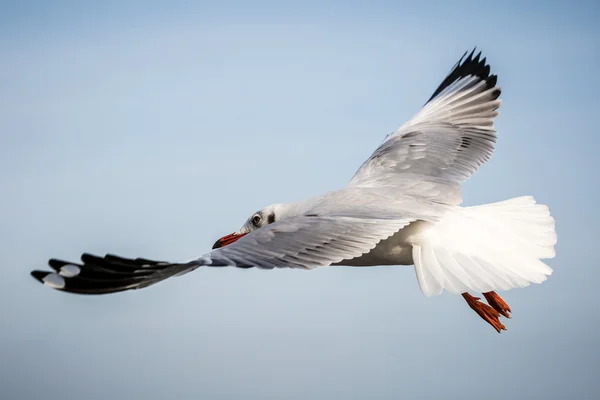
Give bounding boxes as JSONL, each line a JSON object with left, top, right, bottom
{"left": 412, "top": 196, "right": 555, "bottom": 297}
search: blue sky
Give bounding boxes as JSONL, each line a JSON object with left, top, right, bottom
{"left": 1, "top": 1, "right": 599, "bottom": 399}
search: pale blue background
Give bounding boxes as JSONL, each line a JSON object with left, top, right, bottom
{"left": 1, "top": 1, "right": 599, "bottom": 399}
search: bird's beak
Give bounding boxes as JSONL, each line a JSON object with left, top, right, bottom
{"left": 212, "top": 232, "right": 247, "bottom": 249}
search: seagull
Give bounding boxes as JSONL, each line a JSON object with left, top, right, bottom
{"left": 31, "top": 49, "right": 556, "bottom": 333}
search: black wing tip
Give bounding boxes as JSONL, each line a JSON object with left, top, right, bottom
{"left": 48, "top": 258, "right": 74, "bottom": 271}
{"left": 31, "top": 270, "right": 50, "bottom": 283}
{"left": 426, "top": 47, "right": 500, "bottom": 104}
{"left": 30, "top": 269, "right": 67, "bottom": 291}
{"left": 32, "top": 253, "right": 179, "bottom": 295}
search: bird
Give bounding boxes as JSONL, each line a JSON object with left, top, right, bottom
{"left": 30, "top": 48, "right": 556, "bottom": 333}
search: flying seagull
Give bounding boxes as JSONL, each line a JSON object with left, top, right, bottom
{"left": 31, "top": 49, "right": 556, "bottom": 333}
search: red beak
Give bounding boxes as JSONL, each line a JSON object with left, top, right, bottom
{"left": 212, "top": 232, "right": 247, "bottom": 249}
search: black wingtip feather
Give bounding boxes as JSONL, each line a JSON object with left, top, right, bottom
{"left": 48, "top": 259, "right": 74, "bottom": 272}
{"left": 31, "top": 253, "right": 186, "bottom": 295}
{"left": 426, "top": 48, "right": 500, "bottom": 104}
{"left": 30, "top": 270, "right": 50, "bottom": 283}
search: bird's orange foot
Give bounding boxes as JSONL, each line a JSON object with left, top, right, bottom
{"left": 483, "top": 291, "right": 511, "bottom": 318}
{"left": 462, "top": 293, "right": 506, "bottom": 333}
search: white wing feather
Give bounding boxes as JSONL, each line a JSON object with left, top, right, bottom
{"left": 350, "top": 51, "right": 501, "bottom": 205}
{"left": 204, "top": 215, "right": 414, "bottom": 269}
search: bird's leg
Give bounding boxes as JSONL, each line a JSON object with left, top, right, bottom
{"left": 462, "top": 292, "right": 506, "bottom": 333}
{"left": 483, "top": 291, "right": 511, "bottom": 318}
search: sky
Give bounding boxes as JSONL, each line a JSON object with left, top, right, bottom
{"left": 1, "top": 0, "right": 599, "bottom": 399}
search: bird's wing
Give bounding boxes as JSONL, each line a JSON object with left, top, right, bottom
{"left": 31, "top": 254, "right": 195, "bottom": 295}
{"left": 349, "top": 49, "right": 501, "bottom": 205}
{"left": 31, "top": 215, "right": 413, "bottom": 294}
{"left": 204, "top": 215, "right": 413, "bottom": 269}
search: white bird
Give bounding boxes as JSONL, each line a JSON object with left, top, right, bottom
{"left": 31, "top": 49, "right": 556, "bottom": 333}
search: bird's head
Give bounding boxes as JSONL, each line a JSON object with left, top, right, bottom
{"left": 212, "top": 203, "right": 286, "bottom": 249}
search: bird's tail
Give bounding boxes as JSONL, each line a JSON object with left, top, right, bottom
{"left": 412, "top": 196, "right": 557, "bottom": 296}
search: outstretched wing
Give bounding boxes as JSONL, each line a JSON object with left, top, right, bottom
{"left": 349, "top": 49, "right": 501, "bottom": 205}
{"left": 31, "top": 215, "right": 412, "bottom": 294}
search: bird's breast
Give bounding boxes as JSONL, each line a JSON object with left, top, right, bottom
{"left": 333, "top": 220, "right": 430, "bottom": 267}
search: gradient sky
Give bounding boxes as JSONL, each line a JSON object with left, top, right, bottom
{"left": 2, "top": 1, "right": 599, "bottom": 399}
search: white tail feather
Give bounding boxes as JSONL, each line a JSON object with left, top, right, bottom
{"left": 412, "top": 196, "right": 556, "bottom": 296}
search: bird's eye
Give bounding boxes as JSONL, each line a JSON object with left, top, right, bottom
{"left": 252, "top": 215, "right": 261, "bottom": 226}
